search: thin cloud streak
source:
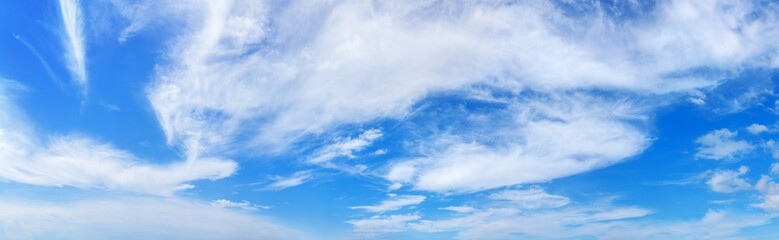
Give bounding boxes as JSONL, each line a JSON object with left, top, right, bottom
{"left": 58, "top": 0, "right": 87, "bottom": 92}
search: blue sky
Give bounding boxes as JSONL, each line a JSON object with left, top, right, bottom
{"left": 2, "top": 0, "right": 779, "bottom": 239}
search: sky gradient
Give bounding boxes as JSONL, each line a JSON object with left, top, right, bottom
{"left": 2, "top": 0, "right": 779, "bottom": 239}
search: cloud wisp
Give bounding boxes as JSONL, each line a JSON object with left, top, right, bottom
{"left": 0, "top": 80, "right": 236, "bottom": 196}
{"left": 58, "top": 0, "right": 87, "bottom": 91}
{"left": 0, "top": 196, "right": 300, "bottom": 239}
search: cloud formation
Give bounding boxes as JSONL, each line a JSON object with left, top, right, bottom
{"left": 695, "top": 129, "right": 754, "bottom": 160}
{"left": 58, "top": 0, "right": 87, "bottom": 90}
{"left": 0, "top": 80, "right": 236, "bottom": 196}
{"left": 351, "top": 194, "right": 426, "bottom": 213}
{"left": 108, "top": 0, "right": 779, "bottom": 195}
{"left": 707, "top": 166, "right": 751, "bottom": 193}
{"left": 265, "top": 171, "right": 312, "bottom": 190}
{"left": 0, "top": 196, "right": 300, "bottom": 239}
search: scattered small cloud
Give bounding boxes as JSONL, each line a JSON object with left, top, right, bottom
{"left": 308, "top": 129, "right": 383, "bottom": 164}
{"left": 211, "top": 199, "right": 270, "bottom": 211}
{"left": 489, "top": 188, "right": 571, "bottom": 209}
{"left": 348, "top": 214, "right": 421, "bottom": 234}
{"left": 707, "top": 166, "right": 751, "bottom": 193}
{"left": 99, "top": 101, "right": 120, "bottom": 111}
{"left": 440, "top": 206, "right": 478, "bottom": 214}
{"left": 265, "top": 171, "right": 312, "bottom": 190}
{"left": 746, "top": 123, "right": 769, "bottom": 134}
{"left": 695, "top": 129, "right": 753, "bottom": 160}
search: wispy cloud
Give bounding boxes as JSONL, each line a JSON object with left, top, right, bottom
{"left": 348, "top": 214, "right": 421, "bottom": 234}
{"left": 308, "top": 129, "right": 383, "bottom": 164}
{"left": 265, "top": 171, "right": 312, "bottom": 190}
{"left": 131, "top": 1, "right": 779, "bottom": 196}
{"left": 0, "top": 196, "right": 300, "bottom": 239}
{"left": 489, "top": 188, "right": 571, "bottom": 209}
{"left": 58, "top": 0, "right": 87, "bottom": 91}
{"left": 349, "top": 188, "right": 769, "bottom": 239}
{"left": 385, "top": 95, "right": 650, "bottom": 193}
{"left": 0, "top": 81, "right": 236, "bottom": 196}
{"left": 351, "top": 194, "right": 426, "bottom": 213}
{"left": 12, "top": 34, "right": 59, "bottom": 85}
{"left": 211, "top": 199, "right": 270, "bottom": 211}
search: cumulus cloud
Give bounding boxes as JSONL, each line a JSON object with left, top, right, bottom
{"left": 695, "top": 129, "right": 754, "bottom": 160}
{"left": 58, "top": 0, "right": 87, "bottom": 90}
{"left": 351, "top": 194, "right": 426, "bottom": 213}
{"left": 0, "top": 81, "right": 235, "bottom": 196}
{"left": 746, "top": 123, "right": 769, "bottom": 134}
{"left": 707, "top": 166, "right": 751, "bottom": 193}
{"left": 754, "top": 175, "right": 779, "bottom": 212}
{"left": 0, "top": 197, "right": 300, "bottom": 239}
{"left": 765, "top": 140, "right": 779, "bottom": 160}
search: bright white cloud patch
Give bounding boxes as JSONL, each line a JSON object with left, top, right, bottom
{"left": 351, "top": 194, "right": 426, "bottom": 213}
{"left": 707, "top": 166, "right": 751, "bottom": 193}
{"left": 695, "top": 129, "right": 753, "bottom": 160}
{"left": 58, "top": 0, "right": 87, "bottom": 89}
{"left": 0, "top": 197, "right": 300, "bottom": 239}
{"left": 0, "top": 81, "right": 235, "bottom": 196}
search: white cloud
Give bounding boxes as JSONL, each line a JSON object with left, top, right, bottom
{"left": 695, "top": 129, "right": 753, "bottom": 160}
{"left": 746, "top": 123, "right": 769, "bottom": 134}
{"left": 489, "top": 188, "right": 570, "bottom": 209}
{"left": 130, "top": 0, "right": 779, "bottom": 162}
{"left": 307, "top": 129, "right": 382, "bottom": 164}
{"left": 772, "top": 163, "right": 779, "bottom": 175}
{"left": 211, "top": 199, "right": 269, "bottom": 211}
{"left": 349, "top": 189, "right": 770, "bottom": 240}
{"left": 265, "top": 171, "right": 312, "bottom": 190}
{"left": 386, "top": 95, "right": 650, "bottom": 193}
{"left": 58, "top": 0, "right": 87, "bottom": 90}
{"left": 754, "top": 175, "right": 779, "bottom": 212}
{"left": 440, "top": 206, "right": 478, "bottom": 214}
{"left": 707, "top": 166, "right": 751, "bottom": 193}
{"left": 351, "top": 194, "right": 426, "bottom": 213}
{"left": 765, "top": 140, "right": 779, "bottom": 160}
{"left": 0, "top": 196, "right": 301, "bottom": 239}
{"left": 0, "top": 81, "right": 236, "bottom": 196}
{"left": 347, "top": 214, "right": 420, "bottom": 233}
